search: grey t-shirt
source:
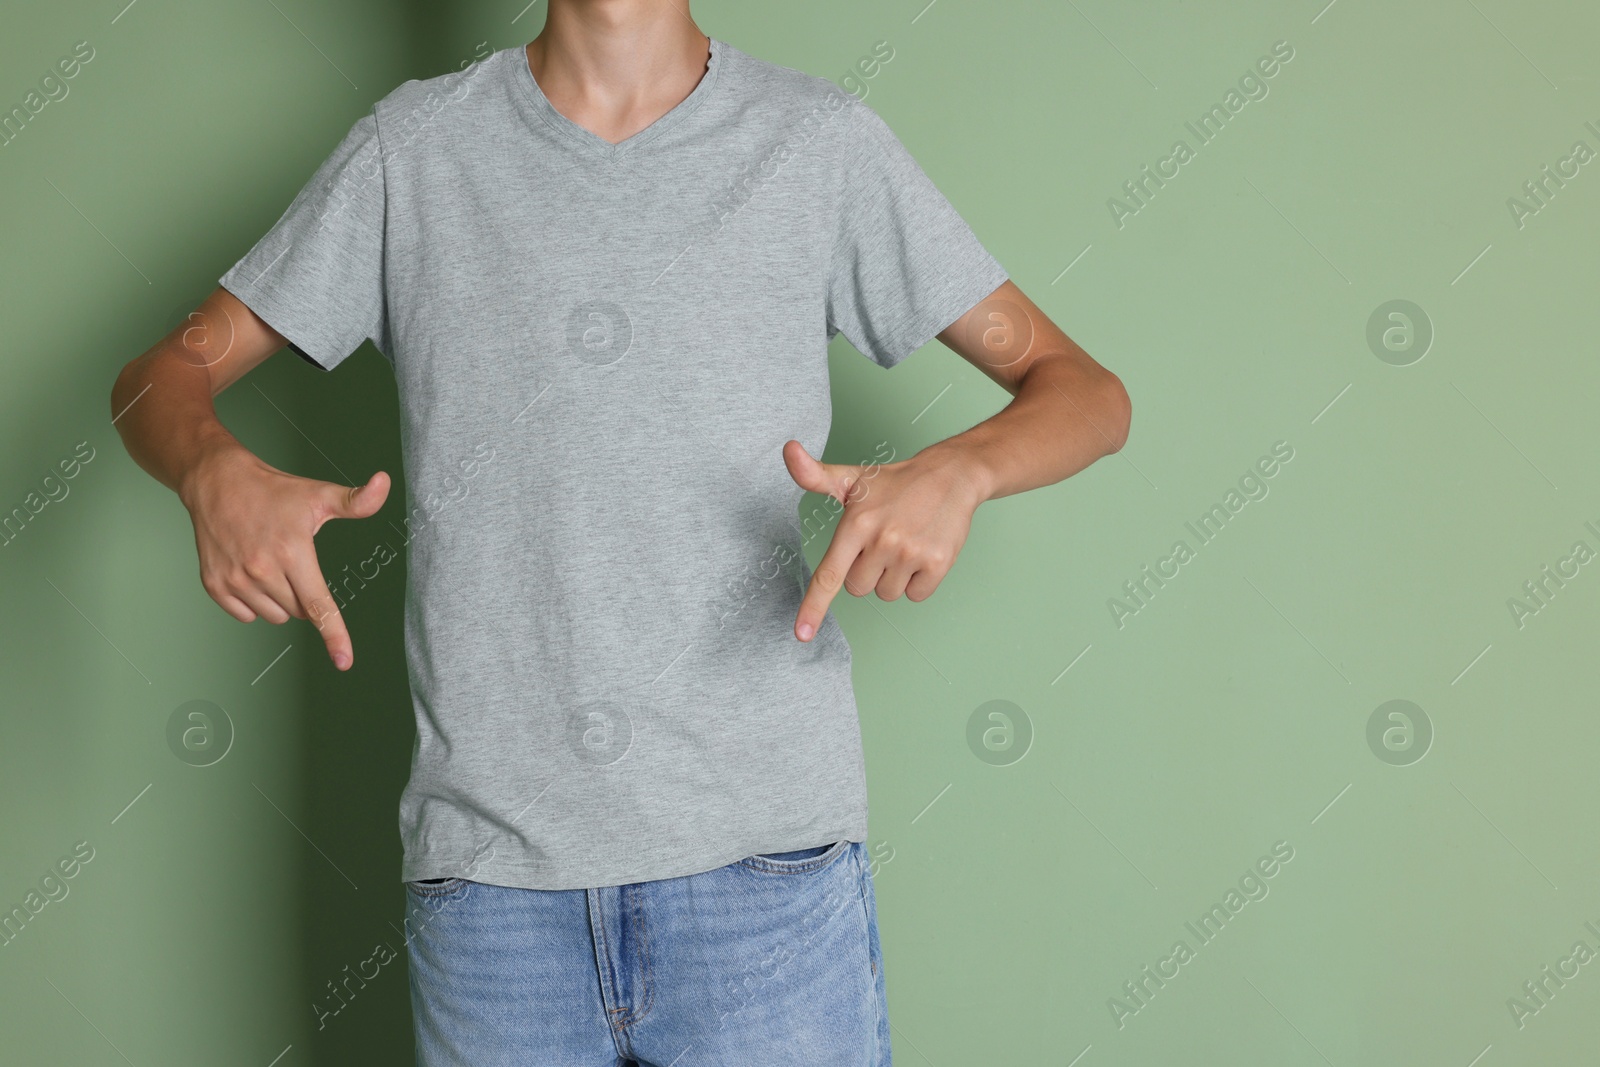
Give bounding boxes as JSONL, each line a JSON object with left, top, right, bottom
{"left": 220, "top": 39, "right": 1008, "bottom": 890}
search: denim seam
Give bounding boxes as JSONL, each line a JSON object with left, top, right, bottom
{"left": 736, "top": 839, "right": 849, "bottom": 874}
{"left": 406, "top": 877, "right": 468, "bottom": 900}
{"left": 855, "top": 846, "right": 875, "bottom": 976}
{"left": 855, "top": 845, "right": 885, "bottom": 1064}
{"left": 587, "top": 888, "right": 634, "bottom": 1054}
{"left": 628, "top": 883, "right": 656, "bottom": 1025}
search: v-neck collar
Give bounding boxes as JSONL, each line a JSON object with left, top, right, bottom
{"left": 513, "top": 38, "right": 724, "bottom": 160}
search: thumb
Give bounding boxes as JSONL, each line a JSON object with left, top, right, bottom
{"left": 316, "top": 470, "right": 391, "bottom": 528}
{"left": 782, "top": 440, "right": 856, "bottom": 503}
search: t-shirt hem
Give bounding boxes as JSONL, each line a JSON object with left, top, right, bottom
{"left": 402, "top": 822, "right": 871, "bottom": 891}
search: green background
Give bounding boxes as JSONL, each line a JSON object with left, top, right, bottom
{"left": 3, "top": 0, "right": 1597, "bottom": 1063}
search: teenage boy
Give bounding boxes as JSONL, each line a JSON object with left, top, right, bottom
{"left": 112, "top": 3, "right": 1130, "bottom": 1063}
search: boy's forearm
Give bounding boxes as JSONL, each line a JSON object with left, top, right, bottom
{"left": 112, "top": 289, "right": 285, "bottom": 506}
{"left": 111, "top": 347, "right": 243, "bottom": 507}
{"left": 917, "top": 355, "right": 1131, "bottom": 505}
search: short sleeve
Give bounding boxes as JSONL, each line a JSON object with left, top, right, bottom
{"left": 826, "top": 101, "right": 1009, "bottom": 369}
{"left": 219, "top": 110, "right": 389, "bottom": 372}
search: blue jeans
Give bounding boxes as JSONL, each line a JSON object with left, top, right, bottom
{"left": 403, "top": 840, "right": 891, "bottom": 1065}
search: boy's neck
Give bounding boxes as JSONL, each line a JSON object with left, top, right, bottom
{"left": 526, "top": 1, "right": 711, "bottom": 143}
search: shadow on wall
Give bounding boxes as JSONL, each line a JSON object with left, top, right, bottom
{"left": 290, "top": 5, "right": 526, "bottom": 1063}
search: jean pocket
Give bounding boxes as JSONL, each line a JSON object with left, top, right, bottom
{"left": 406, "top": 876, "right": 471, "bottom": 899}
{"left": 738, "top": 839, "right": 850, "bottom": 874}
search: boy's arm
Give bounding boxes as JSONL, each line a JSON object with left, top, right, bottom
{"left": 110, "top": 285, "right": 389, "bottom": 670}
{"left": 926, "top": 279, "right": 1131, "bottom": 496}
{"left": 786, "top": 279, "right": 1130, "bottom": 640}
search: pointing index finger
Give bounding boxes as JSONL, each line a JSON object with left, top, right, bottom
{"left": 286, "top": 551, "right": 353, "bottom": 670}
{"left": 796, "top": 522, "right": 865, "bottom": 642}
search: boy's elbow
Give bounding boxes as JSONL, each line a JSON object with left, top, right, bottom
{"left": 110, "top": 348, "right": 164, "bottom": 425}
{"left": 110, "top": 356, "right": 142, "bottom": 422}
{"left": 1100, "top": 369, "right": 1131, "bottom": 454}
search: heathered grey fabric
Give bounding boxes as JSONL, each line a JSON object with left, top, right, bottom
{"left": 219, "top": 40, "right": 1009, "bottom": 890}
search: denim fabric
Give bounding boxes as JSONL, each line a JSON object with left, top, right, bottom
{"left": 404, "top": 840, "right": 890, "bottom": 1065}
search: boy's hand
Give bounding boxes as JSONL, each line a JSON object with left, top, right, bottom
{"left": 180, "top": 443, "right": 389, "bottom": 670}
{"left": 783, "top": 440, "right": 985, "bottom": 642}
